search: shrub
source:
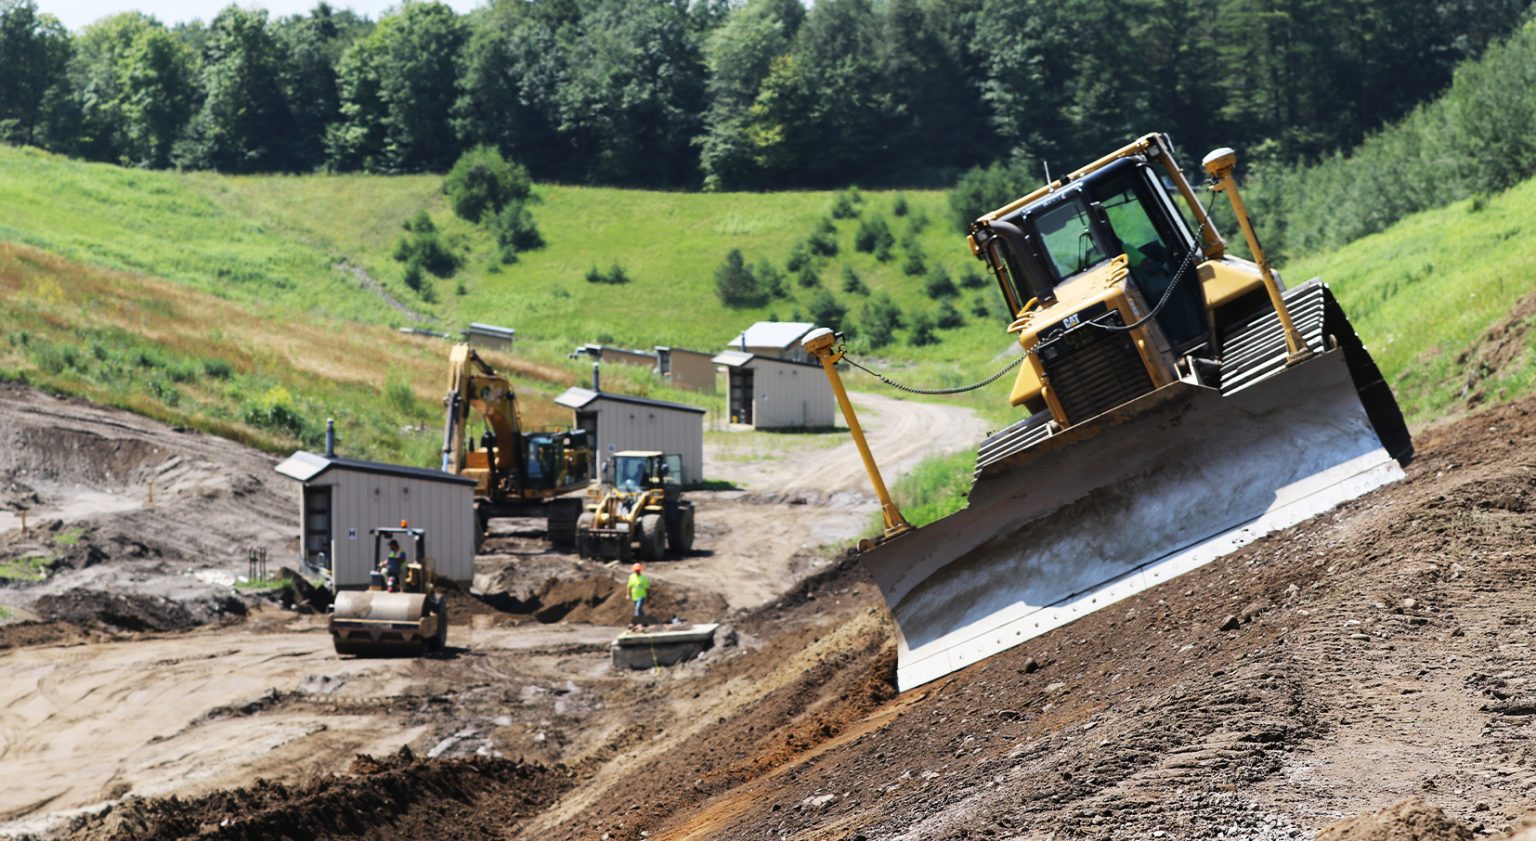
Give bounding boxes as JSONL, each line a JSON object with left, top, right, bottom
{"left": 892, "top": 194, "right": 909, "bottom": 217}
{"left": 959, "top": 267, "right": 987, "bottom": 289}
{"left": 830, "top": 187, "right": 862, "bottom": 219}
{"left": 902, "top": 249, "right": 926, "bottom": 277}
{"left": 859, "top": 294, "right": 904, "bottom": 349}
{"left": 385, "top": 375, "right": 417, "bottom": 414}
{"left": 715, "top": 249, "right": 768, "bottom": 307}
{"left": 949, "top": 159, "right": 1033, "bottom": 231}
{"left": 785, "top": 242, "right": 812, "bottom": 273}
{"left": 395, "top": 213, "right": 460, "bottom": 278}
{"left": 936, "top": 300, "right": 965, "bottom": 329}
{"left": 242, "top": 385, "right": 308, "bottom": 438}
{"left": 806, "top": 288, "right": 846, "bottom": 327}
{"left": 796, "top": 264, "right": 820, "bottom": 288}
{"left": 490, "top": 201, "right": 543, "bottom": 264}
{"left": 443, "top": 145, "right": 533, "bottom": 223}
{"left": 402, "top": 261, "right": 425, "bottom": 292}
{"left": 584, "top": 264, "right": 631, "bottom": 284}
{"left": 970, "top": 294, "right": 993, "bottom": 318}
{"left": 924, "top": 266, "right": 957, "bottom": 298}
{"left": 909, "top": 311, "right": 938, "bottom": 346}
{"left": 841, "top": 266, "right": 867, "bottom": 295}
{"left": 202, "top": 359, "right": 234, "bottom": 379}
{"left": 855, "top": 213, "right": 895, "bottom": 255}
{"left": 753, "top": 259, "right": 785, "bottom": 298}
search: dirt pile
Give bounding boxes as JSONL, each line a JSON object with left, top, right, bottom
{"left": 65, "top": 747, "right": 566, "bottom": 841}
{"left": 32, "top": 588, "right": 246, "bottom": 633}
{"left": 0, "top": 384, "right": 296, "bottom": 637}
{"left": 1318, "top": 798, "right": 1476, "bottom": 841}
{"left": 524, "top": 397, "right": 1536, "bottom": 840}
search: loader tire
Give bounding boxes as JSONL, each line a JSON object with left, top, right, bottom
{"left": 429, "top": 598, "right": 449, "bottom": 654}
{"left": 666, "top": 504, "right": 695, "bottom": 554}
{"left": 638, "top": 514, "right": 665, "bottom": 561}
{"left": 547, "top": 499, "right": 581, "bottom": 549}
{"left": 576, "top": 513, "right": 596, "bottom": 559}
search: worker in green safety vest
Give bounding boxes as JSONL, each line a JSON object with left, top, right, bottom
{"left": 381, "top": 539, "right": 406, "bottom": 592}
{"left": 628, "top": 562, "right": 650, "bottom": 629}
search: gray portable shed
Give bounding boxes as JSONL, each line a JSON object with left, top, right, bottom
{"left": 712, "top": 350, "right": 835, "bottom": 429}
{"left": 654, "top": 346, "right": 717, "bottom": 393}
{"left": 554, "top": 388, "right": 705, "bottom": 484}
{"left": 465, "top": 322, "right": 515, "bottom": 350}
{"left": 274, "top": 452, "right": 476, "bottom": 590}
{"left": 724, "top": 321, "right": 815, "bottom": 363}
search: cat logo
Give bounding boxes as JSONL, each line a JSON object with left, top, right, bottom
{"left": 1062, "top": 312, "right": 1082, "bottom": 328}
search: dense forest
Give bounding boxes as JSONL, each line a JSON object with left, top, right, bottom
{"left": 0, "top": 0, "right": 1529, "bottom": 192}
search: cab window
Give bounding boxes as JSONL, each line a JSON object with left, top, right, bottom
{"left": 1035, "top": 201, "right": 1107, "bottom": 281}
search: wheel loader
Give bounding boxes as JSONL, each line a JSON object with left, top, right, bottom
{"left": 576, "top": 451, "right": 696, "bottom": 561}
{"left": 440, "top": 343, "right": 593, "bottom": 550}
{"left": 329, "top": 526, "right": 449, "bottom": 656}
{"left": 806, "top": 134, "right": 1412, "bottom": 691}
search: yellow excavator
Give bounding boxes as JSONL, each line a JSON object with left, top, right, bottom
{"left": 330, "top": 525, "right": 448, "bottom": 656}
{"left": 576, "top": 451, "right": 696, "bottom": 561}
{"left": 440, "top": 344, "right": 593, "bottom": 549}
{"left": 807, "top": 134, "right": 1412, "bottom": 691}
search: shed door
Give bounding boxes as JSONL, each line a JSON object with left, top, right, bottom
{"left": 730, "top": 369, "right": 754, "bottom": 424}
{"left": 302, "top": 485, "right": 332, "bottom": 573}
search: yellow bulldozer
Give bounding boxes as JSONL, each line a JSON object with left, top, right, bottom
{"left": 807, "top": 134, "right": 1412, "bottom": 691}
{"left": 440, "top": 343, "right": 593, "bottom": 549}
{"left": 576, "top": 451, "right": 696, "bottom": 561}
{"left": 330, "top": 525, "right": 448, "bottom": 656}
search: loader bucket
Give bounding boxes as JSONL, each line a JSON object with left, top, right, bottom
{"left": 868, "top": 282, "right": 1411, "bottom": 691}
{"left": 330, "top": 590, "right": 433, "bottom": 657}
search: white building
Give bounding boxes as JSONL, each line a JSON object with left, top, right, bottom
{"left": 724, "top": 321, "right": 816, "bottom": 364}
{"left": 712, "top": 350, "right": 835, "bottom": 429}
{"left": 554, "top": 388, "right": 705, "bottom": 484}
{"left": 274, "top": 452, "right": 477, "bottom": 590}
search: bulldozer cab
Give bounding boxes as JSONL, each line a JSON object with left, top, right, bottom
{"left": 984, "top": 156, "right": 1209, "bottom": 352}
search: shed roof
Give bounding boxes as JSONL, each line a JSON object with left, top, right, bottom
{"left": 725, "top": 321, "right": 814, "bottom": 350}
{"left": 554, "top": 388, "right": 707, "bottom": 415}
{"left": 274, "top": 451, "right": 476, "bottom": 485}
{"left": 711, "top": 350, "right": 821, "bottom": 370}
{"left": 466, "top": 322, "right": 515, "bottom": 338}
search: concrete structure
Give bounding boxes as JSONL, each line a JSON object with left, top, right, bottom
{"left": 712, "top": 350, "right": 835, "bottom": 429}
{"left": 611, "top": 623, "right": 721, "bottom": 669}
{"left": 724, "top": 321, "right": 816, "bottom": 363}
{"left": 655, "top": 346, "right": 717, "bottom": 393}
{"left": 464, "top": 322, "right": 515, "bottom": 350}
{"left": 569, "top": 344, "right": 659, "bottom": 369}
{"left": 554, "top": 387, "right": 705, "bottom": 483}
{"left": 274, "top": 452, "right": 476, "bottom": 589}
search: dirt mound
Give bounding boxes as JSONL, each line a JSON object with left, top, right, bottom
{"left": 1318, "top": 798, "right": 1476, "bottom": 841}
{"left": 66, "top": 747, "right": 566, "bottom": 841}
{"left": 32, "top": 589, "right": 245, "bottom": 634}
{"left": 0, "top": 619, "right": 98, "bottom": 650}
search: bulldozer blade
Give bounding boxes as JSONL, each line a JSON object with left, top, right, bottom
{"left": 330, "top": 591, "right": 431, "bottom": 657}
{"left": 867, "top": 341, "right": 1409, "bottom": 692}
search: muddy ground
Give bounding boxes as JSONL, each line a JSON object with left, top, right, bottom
{"left": 9, "top": 379, "right": 1536, "bottom": 839}
{"left": 0, "top": 383, "right": 990, "bottom": 839}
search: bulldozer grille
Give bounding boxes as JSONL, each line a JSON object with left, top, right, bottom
{"left": 1037, "top": 310, "right": 1154, "bottom": 425}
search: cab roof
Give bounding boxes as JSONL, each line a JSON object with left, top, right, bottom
{"left": 614, "top": 450, "right": 665, "bottom": 457}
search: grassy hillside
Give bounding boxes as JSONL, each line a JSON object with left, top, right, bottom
{"left": 0, "top": 144, "right": 1031, "bottom": 465}
{"left": 1286, "top": 176, "right": 1536, "bottom": 426}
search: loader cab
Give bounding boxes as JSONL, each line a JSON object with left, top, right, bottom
{"left": 612, "top": 451, "right": 679, "bottom": 493}
{"left": 979, "top": 156, "right": 1208, "bottom": 353}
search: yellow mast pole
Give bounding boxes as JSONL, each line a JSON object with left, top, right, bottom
{"left": 802, "top": 328, "right": 912, "bottom": 540}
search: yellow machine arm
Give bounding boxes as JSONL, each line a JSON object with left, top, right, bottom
{"left": 441, "top": 343, "right": 523, "bottom": 491}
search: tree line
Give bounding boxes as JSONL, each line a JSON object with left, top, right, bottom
{"left": 0, "top": 0, "right": 1528, "bottom": 189}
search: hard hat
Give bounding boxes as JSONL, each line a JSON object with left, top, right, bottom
{"left": 632, "top": 563, "right": 643, "bottom": 573}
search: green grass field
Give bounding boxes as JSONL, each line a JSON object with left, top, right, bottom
{"left": 4, "top": 141, "right": 1536, "bottom": 478}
